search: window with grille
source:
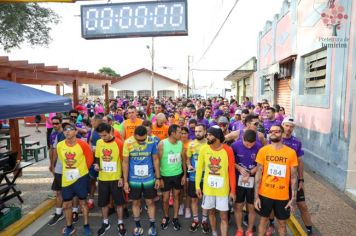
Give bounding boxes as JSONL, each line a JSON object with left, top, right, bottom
{"left": 303, "top": 48, "right": 327, "bottom": 95}
{"left": 262, "top": 76, "right": 272, "bottom": 95}
{"left": 137, "top": 90, "right": 151, "bottom": 97}
{"left": 157, "top": 90, "right": 175, "bottom": 98}
{"left": 89, "top": 84, "right": 103, "bottom": 96}
{"left": 117, "top": 90, "right": 134, "bottom": 98}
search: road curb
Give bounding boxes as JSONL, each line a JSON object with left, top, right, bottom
{"left": 0, "top": 199, "right": 55, "bottom": 236}
{"left": 287, "top": 214, "right": 308, "bottom": 236}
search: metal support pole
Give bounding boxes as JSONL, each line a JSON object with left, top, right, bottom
{"left": 151, "top": 37, "right": 155, "bottom": 97}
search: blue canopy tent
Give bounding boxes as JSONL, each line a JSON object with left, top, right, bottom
{"left": 0, "top": 79, "right": 72, "bottom": 119}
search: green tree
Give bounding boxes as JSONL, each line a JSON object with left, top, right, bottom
{"left": 98, "top": 67, "right": 120, "bottom": 77}
{"left": 0, "top": 3, "right": 60, "bottom": 52}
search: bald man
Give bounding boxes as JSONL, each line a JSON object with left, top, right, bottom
{"left": 152, "top": 113, "right": 169, "bottom": 141}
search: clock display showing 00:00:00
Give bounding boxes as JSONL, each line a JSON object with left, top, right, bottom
{"left": 84, "top": 4, "right": 185, "bottom": 32}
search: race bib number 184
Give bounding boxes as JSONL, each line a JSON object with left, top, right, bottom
{"left": 267, "top": 163, "right": 286, "bottom": 178}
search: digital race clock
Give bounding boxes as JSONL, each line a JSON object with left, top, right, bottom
{"left": 81, "top": 0, "right": 188, "bottom": 39}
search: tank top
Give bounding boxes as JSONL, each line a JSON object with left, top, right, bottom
{"left": 160, "top": 139, "right": 183, "bottom": 177}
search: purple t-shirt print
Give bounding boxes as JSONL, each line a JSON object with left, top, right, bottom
{"left": 282, "top": 136, "right": 304, "bottom": 157}
{"left": 231, "top": 140, "right": 262, "bottom": 175}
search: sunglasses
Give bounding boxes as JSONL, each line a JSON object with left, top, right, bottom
{"left": 52, "top": 122, "right": 60, "bottom": 125}
{"left": 269, "top": 130, "right": 281, "bottom": 134}
{"left": 64, "top": 127, "right": 75, "bottom": 131}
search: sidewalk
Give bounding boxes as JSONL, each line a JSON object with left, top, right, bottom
{"left": 296, "top": 166, "right": 356, "bottom": 236}
{"left": 5, "top": 121, "right": 52, "bottom": 216}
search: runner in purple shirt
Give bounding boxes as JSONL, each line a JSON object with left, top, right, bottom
{"left": 231, "top": 129, "right": 262, "bottom": 235}
{"left": 188, "top": 119, "right": 197, "bottom": 140}
{"left": 281, "top": 116, "right": 314, "bottom": 236}
{"left": 263, "top": 107, "right": 281, "bottom": 138}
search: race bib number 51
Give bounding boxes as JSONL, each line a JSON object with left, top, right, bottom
{"left": 207, "top": 175, "right": 224, "bottom": 189}
{"left": 267, "top": 163, "right": 286, "bottom": 178}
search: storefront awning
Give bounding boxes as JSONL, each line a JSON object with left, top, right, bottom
{"left": 224, "top": 70, "right": 255, "bottom": 81}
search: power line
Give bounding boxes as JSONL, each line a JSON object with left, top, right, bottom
{"left": 197, "top": 0, "right": 239, "bottom": 63}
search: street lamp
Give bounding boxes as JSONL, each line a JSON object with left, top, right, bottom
{"left": 146, "top": 38, "right": 155, "bottom": 97}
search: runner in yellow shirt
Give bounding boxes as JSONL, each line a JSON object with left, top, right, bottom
{"left": 195, "top": 126, "right": 236, "bottom": 236}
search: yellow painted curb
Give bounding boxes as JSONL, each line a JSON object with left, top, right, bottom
{"left": 0, "top": 199, "right": 55, "bottom": 236}
{"left": 287, "top": 214, "right": 308, "bottom": 236}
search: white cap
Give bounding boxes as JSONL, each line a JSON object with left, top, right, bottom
{"left": 235, "top": 109, "right": 242, "bottom": 115}
{"left": 282, "top": 116, "right": 296, "bottom": 126}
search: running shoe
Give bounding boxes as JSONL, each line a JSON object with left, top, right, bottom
{"left": 266, "top": 223, "right": 275, "bottom": 236}
{"left": 117, "top": 223, "right": 126, "bottom": 236}
{"left": 178, "top": 204, "right": 184, "bottom": 216}
{"left": 87, "top": 200, "right": 94, "bottom": 210}
{"left": 62, "top": 226, "right": 76, "bottom": 236}
{"left": 148, "top": 225, "right": 157, "bottom": 236}
{"left": 189, "top": 220, "right": 199, "bottom": 232}
{"left": 132, "top": 227, "right": 144, "bottom": 236}
{"left": 84, "top": 224, "right": 92, "bottom": 236}
{"left": 245, "top": 230, "right": 253, "bottom": 236}
{"left": 172, "top": 218, "right": 181, "bottom": 231}
{"left": 72, "top": 212, "right": 79, "bottom": 224}
{"left": 235, "top": 230, "right": 244, "bottom": 236}
{"left": 185, "top": 208, "right": 191, "bottom": 218}
{"left": 48, "top": 213, "right": 64, "bottom": 226}
{"left": 161, "top": 217, "right": 170, "bottom": 230}
{"left": 97, "top": 223, "right": 110, "bottom": 236}
{"left": 201, "top": 221, "right": 211, "bottom": 234}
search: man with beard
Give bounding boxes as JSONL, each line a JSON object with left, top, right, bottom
{"left": 263, "top": 107, "right": 281, "bottom": 139}
{"left": 254, "top": 125, "right": 298, "bottom": 236}
{"left": 195, "top": 126, "right": 236, "bottom": 236}
{"left": 151, "top": 113, "right": 168, "bottom": 141}
{"left": 186, "top": 124, "right": 211, "bottom": 233}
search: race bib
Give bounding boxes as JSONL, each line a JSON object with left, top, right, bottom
{"left": 207, "top": 175, "right": 224, "bottom": 189}
{"left": 102, "top": 162, "right": 117, "bottom": 172}
{"left": 267, "top": 163, "right": 286, "bottom": 178}
{"left": 134, "top": 165, "right": 149, "bottom": 177}
{"left": 238, "top": 175, "right": 254, "bottom": 188}
{"left": 168, "top": 153, "right": 181, "bottom": 164}
{"left": 65, "top": 169, "right": 80, "bottom": 181}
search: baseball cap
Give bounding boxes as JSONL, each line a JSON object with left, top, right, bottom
{"left": 218, "top": 116, "right": 229, "bottom": 124}
{"left": 282, "top": 116, "right": 296, "bottom": 126}
{"left": 62, "top": 122, "right": 76, "bottom": 130}
{"left": 207, "top": 125, "right": 225, "bottom": 143}
{"left": 235, "top": 109, "right": 242, "bottom": 115}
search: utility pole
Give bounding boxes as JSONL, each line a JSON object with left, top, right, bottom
{"left": 187, "top": 55, "right": 190, "bottom": 98}
{"left": 147, "top": 37, "right": 155, "bottom": 97}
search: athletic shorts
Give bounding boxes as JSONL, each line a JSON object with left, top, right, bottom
{"left": 201, "top": 195, "right": 229, "bottom": 212}
{"left": 161, "top": 174, "right": 183, "bottom": 192}
{"left": 236, "top": 186, "right": 254, "bottom": 204}
{"left": 98, "top": 180, "right": 125, "bottom": 207}
{"left": 62, "top": 175, "right": 90, "bottom": 202}
{"left": 188, "top": 181, "right": 203, "bottom": 198}
{"left": 51, "top": 173, "right": 62, "bottom": 191}
{"left": 129, "top": 181, "right": 157, "bottom": 200}
{"left": 88, "top": 164, "right": 98, "bottom": 179}
{"left": 256, "top": 195, "right": 290, "bottom": 220}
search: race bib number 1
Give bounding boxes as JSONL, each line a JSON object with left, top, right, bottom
{"left": 102, "top": 162, "right": 117, "bottom": 172}
{"left": 207, "top": 175, "right": 224, "bottom": 189}
{"left": 168, "top": 153, "right": 181, "bottom": 164}
{"left": 238, "top": 175, "right": 254, "bottom": 188}
{"left": 65, "top": 169, "right": 80, "bottom": 181}
{"left": 267, "top": 163, "right": 286, "bottom": 178}
{"left": 134, "top": 165, "right": 149, "bottom": 177}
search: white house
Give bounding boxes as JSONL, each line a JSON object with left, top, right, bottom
{"left": 110, "top": 68, "right": 186, "bottom": 98}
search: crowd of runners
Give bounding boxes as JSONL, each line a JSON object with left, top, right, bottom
{"left": 44, "top": 95, "right": 315, "bottom": 236}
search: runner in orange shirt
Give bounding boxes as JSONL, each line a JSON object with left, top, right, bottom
{"left": 122, "top": 106, "right": 143, "bottom": 140}
{"left": 152, "top": 113, "right": 169, "bottom": 141}
{"left": 254, "top": 125, "right": 298, "bottom": 236}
